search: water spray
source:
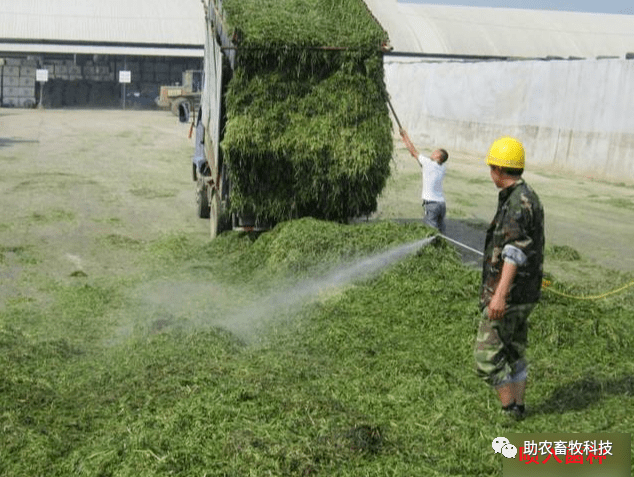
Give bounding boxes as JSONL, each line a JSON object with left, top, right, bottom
{"left": 215, "top": 235, "right": 438, "bottom": 340}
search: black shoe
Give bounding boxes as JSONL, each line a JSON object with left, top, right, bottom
{"left": 511, "top": 404, "right": 526, "bottom": 421}
{"left": 502, "top": 402, "right": 516, "bottom": 417}
{"left": 501, "top": 402, "right": 526, "bottom": 421}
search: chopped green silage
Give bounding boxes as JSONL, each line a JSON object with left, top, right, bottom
{"left": 546, "top": 244, "right": 581, "bottom": 261}
{"left": 0, "top": 245, "right": 39, "bottom": 265}
{"left": 195, "top": 217, "right": 438, "bottom": 283}
{"left": 218, "top": 0, "right": 392, "bottom": 223}
{"left": 2, "top": 219, "right": 634, "bottom": 476}
{"left": 222, "top": 0, "right": 387, "bottom": 51}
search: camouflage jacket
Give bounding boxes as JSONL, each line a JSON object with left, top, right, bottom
{"left": 480, "top": 179, "right": 545, "bottom": 309}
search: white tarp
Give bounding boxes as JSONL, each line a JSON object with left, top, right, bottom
{"left": 364, "top": 0, "right": 634, "bottom": 59}
{"left": 386, "top": 57, "right": 634, "bottom": 181}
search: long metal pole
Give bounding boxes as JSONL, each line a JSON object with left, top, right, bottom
{"left": 38, "top": 81, "right": 44, "bottom": 109}
{"left": 122, "top": 57, "right": 127, "bottom": 110}
{"left": 438, "top": 234, "right": 484, "bottom": 257}
{"left": 386, "top": 95, "right": 403, "bottom": 130}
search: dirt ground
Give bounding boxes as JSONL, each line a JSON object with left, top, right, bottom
{"left": 0, "top": 109, "right": 206, "bottom": 301}
{"left": 1, "top": 108, "right": 633, "bottom": 304}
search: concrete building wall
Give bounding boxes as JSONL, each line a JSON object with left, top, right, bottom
{"left": 386, "top": 57, "right": 634, "bottom": 182}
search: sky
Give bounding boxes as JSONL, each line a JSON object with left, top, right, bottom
{"left": 402, "top": 0, "right": 633, "bottom": 15}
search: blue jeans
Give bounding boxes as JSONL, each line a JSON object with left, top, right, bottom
{"left": 423, "top": 200, "right": 446, "bottom": 234}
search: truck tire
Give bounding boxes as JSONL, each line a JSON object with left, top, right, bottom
{"left": 197, "top": 183, "right": 210, "bottom": 219}
{"left": 178, "top": 101, "right": 191, "bottom": 123}
{"left": 209, "top": 190, "right": 231, "bottom": 238}
{"left": 171, "top": 98, "right": 190, "bottom": 117}
{"left": 209, "top": 191, "right": 221, "bottom": 238}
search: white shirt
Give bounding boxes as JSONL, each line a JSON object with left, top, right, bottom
{"left": 417, "top": 154, "right": 446, "bottom": 202}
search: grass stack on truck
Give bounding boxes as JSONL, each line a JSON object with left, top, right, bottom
{"left": 195, "top": 0, "right": 393, "bottom": 237}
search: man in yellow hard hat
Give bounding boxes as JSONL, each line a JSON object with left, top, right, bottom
{"left": 474, "top": 137, "right": 545, "bottom": 421}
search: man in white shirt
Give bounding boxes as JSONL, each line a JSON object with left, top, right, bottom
{"left": 400, "top": 129, "right": 449, "bottom": 234}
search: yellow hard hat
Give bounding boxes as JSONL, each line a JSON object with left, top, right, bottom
{"left": 486, "top": 137, "right": 525, "bottom": 169}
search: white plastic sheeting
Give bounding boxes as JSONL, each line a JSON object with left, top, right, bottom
{"left": 364, "top": 0, "right": 634, "bottom": 58}
{"left": 386, "top": 57, "right": 634, "bottom": 181}
{"left": 0, "top": 0, "right": 205, "bottom": 56}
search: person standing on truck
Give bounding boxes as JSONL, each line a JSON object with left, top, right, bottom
{"left": 474, "top": 136, "right": 545, "bottom": 421}
{"left": 399, "top": 129, "right": 449, "bottom": 234}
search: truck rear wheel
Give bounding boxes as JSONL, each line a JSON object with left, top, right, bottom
{"left": 209, "top": 190, "right": 231, "bottom": 238}
{"left": 197, "top": 182, "right": 210, "bottom": 219}
{"left": 210, "top": 191, "right": 221, "bottom": 238}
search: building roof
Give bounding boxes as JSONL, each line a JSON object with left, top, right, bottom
{"left": 0, "top": 0, "right": 205, "bottom": 57}
{"left": 364, "top": 0, "right": 634, "bottom": 59}
{"left": 4, "top": 0, "right": 633, "bottom": 60}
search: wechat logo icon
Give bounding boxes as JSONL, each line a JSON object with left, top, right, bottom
{"left": 492, "top": 437, "right": 517, "bottom": 459}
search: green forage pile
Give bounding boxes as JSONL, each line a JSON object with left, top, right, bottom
{"left": 219, "top": 0, "right": 392, "bottom": 223}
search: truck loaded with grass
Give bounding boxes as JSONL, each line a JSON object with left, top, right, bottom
{"left": 193, "top": 0, "right": 392, "bottom": 237}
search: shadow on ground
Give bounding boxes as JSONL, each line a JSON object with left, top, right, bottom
{"left": 444, "top": 218, "right": 487, "bottom": 268}
{"left": 535, "top": 375, "right": 634, "bottom": 416}
{"left": 0, "top": 137, "right": 40, "bottom": 148}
